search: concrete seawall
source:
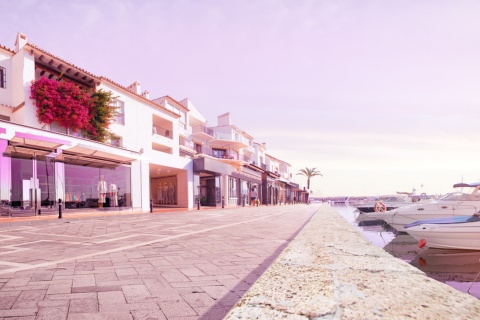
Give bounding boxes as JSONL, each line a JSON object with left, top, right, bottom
{"left": 224, "top": 204, "right": 480, "bottom": 319}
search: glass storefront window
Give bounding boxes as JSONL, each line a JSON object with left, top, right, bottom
{"left": 37, "top": 156, "right": 55, "bottom": 207}
{"left": 151, "top": 176, "right": 177, "bottom": 205}
{"left": 10, "top": 157, "right": 34, "bottom": 208}
{"left": 64, "top": 164, "right": 131, "bottom": 209}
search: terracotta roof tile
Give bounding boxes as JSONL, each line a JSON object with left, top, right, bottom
{"left": 26, "top": 42, "right": 100, "bottom": 80}
{"left": 100, "top": 77, "right": 180, "bottom": 118}
{"left": 0, "top": 44, "right": 15, "bottom": 54}
{"left": 9, "top": 39, "right": 180, "bottom": 119}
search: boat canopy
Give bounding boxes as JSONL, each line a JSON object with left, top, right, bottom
{"left": 453, "top": 182, "right": 480, "bottom": 188}
{"left": 404, "top": 215, "right": 480, "bottom": 229}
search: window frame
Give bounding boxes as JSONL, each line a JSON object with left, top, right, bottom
{"left": 0, "top": 67, "right": 6, "bottom": 89}
{"left": 111, "top": 99, "right": 125, "bottom": 125}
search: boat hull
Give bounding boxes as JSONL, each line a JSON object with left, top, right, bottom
{"left": 364, "top": 202, "right": 480, "bottom": 232}
{"left": 406, "top": 220, "right": 480, "bottom": 250}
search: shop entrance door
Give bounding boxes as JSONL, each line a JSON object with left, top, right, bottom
{"left": 206, "top": 178, "right": 216, "bottom": 206}
{"left": 8, "top": 156, "right": 56, "bottom": 215}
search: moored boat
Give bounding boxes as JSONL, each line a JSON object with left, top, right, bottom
{"left": 403, "top": 214, "right": 480, "bottom": 250}
{"left": 363, "top": 182, "right": 480, "bottom": 232}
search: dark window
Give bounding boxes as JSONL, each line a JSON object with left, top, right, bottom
{"left": 194, "top": 143, "right": 202, "bottom": 154}
{"left": 0, "top": 67, "right": 5, "bottom": 88}
{"left": 212, "top": 148, "right": 227, "bottom": 159}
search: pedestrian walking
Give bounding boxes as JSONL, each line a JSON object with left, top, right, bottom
{"left": 250, "top": 187, "right": 258, "bottom": 206}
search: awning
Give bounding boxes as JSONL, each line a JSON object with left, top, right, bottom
{"left": 4, "top": 144, "right": 54, "bottom": 158}
{"left": 10, "top": 132, "right": 71, "bottom": 149}
{"left": 193, "top": 157, "right": 233, "bottom": 175}
{"left": 0, "top": 127, "right": 6, "bottom": 134}
{"left": 63, "top": 143, "right": 139, "bottom": 167}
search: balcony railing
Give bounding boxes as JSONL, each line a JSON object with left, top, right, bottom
{"left": 47, "top": 123, "right": 86, "bottom": 138}
{"left": 180, "top": 139, "right": 195, "bottom": 150}
{"left": 46, "top": 124, "right": 121, "bottom": 147}
{"left": 192, "top": 125, "right": 214, "bottom": 137}
{"left": 152, "top": 125, "right": 172, "bottom": 139}
{"left": 213, "top": 132, "right": 251, "bottom": 146}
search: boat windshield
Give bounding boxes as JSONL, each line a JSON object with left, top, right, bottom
{"left": 439, "top": 192, "right": 480, "bottom": 201}
{"left": 378, "top": 196, "right": 406, "bottom": 202}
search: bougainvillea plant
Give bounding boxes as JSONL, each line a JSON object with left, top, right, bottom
{"left": 86, "top": 89, "right": 116, "bottom": 142}
{"left": 30, "top": 77, "right": 116, "bottom": 142}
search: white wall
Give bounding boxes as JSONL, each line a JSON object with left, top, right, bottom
{"left": 0, "top": 50, "right": 13, "bottom": 107}
{"left": 10, "top": 49, "right": 37, "bottom": 126}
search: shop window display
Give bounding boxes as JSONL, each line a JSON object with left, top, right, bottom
{"left": 64, "top": 164, "right": 131, "bottom": 209}
{"left": 152, "top": 176, "right": 177, "bottom": 205}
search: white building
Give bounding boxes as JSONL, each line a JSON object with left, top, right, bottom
{"left": 0, "top": 33, "right": 306, "bottom": 216}
{"left": 0, "top": 33, "right": 193, "bottom": 214}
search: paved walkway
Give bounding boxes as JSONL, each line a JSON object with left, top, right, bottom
{"left": 0, "top": 204, "right": 317, "bottom": 319}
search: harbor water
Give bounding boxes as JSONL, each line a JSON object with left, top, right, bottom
{"left": 334, "top": 203, "right": 480, "bottom": 300}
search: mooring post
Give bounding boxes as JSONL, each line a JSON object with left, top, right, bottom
{"left": 58, "top": 198, "right": 62, "bottom": 219}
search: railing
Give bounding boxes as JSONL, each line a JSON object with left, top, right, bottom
{"left": 192, "top": 125, "right": 214, "bottom": 137}
{"left": 180, "top": 139, "right": 195, "bottom": 150}
{"left": 203, "top": 149, "right": 237, "bottom": 159}
{"left": 152, "top": 125, "right": 172, "bottom": 139}
{"left": 178, "top": 122, "right": 191, "bottom": 137}
{"left": 48, "top": 124, "right": 85, "bottom": 138}
{"left": 46, "top": 124, "right": 122, "bottom": 147}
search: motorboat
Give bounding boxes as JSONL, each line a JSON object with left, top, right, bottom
{"left": 355, "top": 192, "right": 435, "bottom": 224}
{"left": 403, "top": 214, "right": 480, "bottom": 250}
{"left": 355, "top": 194, "right": 420, "bottom": 213}
{"left": 362, "top": 182, "right": 480, "bottom": 232}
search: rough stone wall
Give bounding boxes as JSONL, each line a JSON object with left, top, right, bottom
{"left": 225, "top": 204, "right": 480, "bottom": 319}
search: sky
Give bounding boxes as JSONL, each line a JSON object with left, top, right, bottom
{"left": 2, "top": 0, "right": 480, "bottom": 197}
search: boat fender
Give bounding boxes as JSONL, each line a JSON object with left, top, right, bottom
{"left": 374, "top": 201, "right": 387, "bottom": 213}
{"left": 418, "top": 239, "right": 427, "bottom": 248}
{"left": 419, "top": 257, "right": 427, "bottom": 266}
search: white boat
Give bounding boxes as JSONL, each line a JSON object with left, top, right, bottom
{"left": 355, "top": 193, "right": 435, "bottom": 224}
{"left": 403, "top": 214, "right": 480, "bottom": 250}
{"left": 363, "top": 182, "right": 480, "bottom": 232}
{"left": 355, "top": 194, "right": 419, "bottom": 213}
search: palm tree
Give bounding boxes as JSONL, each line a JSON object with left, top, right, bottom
{"left": 297, "top": 167, "right": 323, "bottom": 203}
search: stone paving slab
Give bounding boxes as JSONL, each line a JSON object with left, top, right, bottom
{"left": 0, "top": 204, "right": 317, "bottom": 319}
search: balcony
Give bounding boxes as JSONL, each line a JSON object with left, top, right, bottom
{"left": 152, "top": 125, "right": 172, "bottom": 139}
{"left": 178, "top": 122, "right": 192, "bottom": 138}
{"left": 203, "top": 148, "right": 237, "bottom": 160}
{"left": 45, "top": 123, "right": 122, "bottom": 148}
{"left": 46, "top": 123, "right": 85, "bottom": 139}
{"left": 208, "top": 132, "right": 249, "bottom": 149}
{"left": 179, "top": 139, "right": 196, "bottom": 157}
{"left": 191, "top": 125, "right": 214, "bottom": 140}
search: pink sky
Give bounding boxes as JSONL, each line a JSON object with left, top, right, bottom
{"left": 2, "top": 0, "right": 480, "bottom": 196}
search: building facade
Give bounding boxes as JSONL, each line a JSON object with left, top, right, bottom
{"left": 0, "top": 33, "right": 306, "bottom": 215}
